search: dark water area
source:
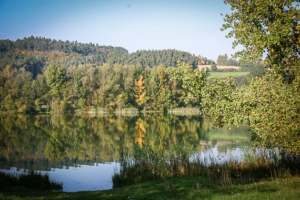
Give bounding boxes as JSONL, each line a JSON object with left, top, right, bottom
{"left": 0, "top": 114, "right": 251, "bottom": 192}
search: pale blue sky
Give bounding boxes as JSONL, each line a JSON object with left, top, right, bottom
{"left": 0, "top": 0, "right": 237, "bottom": 61}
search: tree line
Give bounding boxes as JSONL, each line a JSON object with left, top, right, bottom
{"left": 0, "top": 37, "right": 219, "bottom": 114}
{"left": 0, "top": 61, "right": 204, "bottom": 114}
{"left": 0, "top": 37, "right": 208, "bottom": 74}
{"left": 216, "top": 54, "right": 239, "bottom": 66}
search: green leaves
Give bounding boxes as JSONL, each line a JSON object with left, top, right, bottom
{"left": 44, "top": 64, "right": 66, "bottom": 93}
{"left": 201, "top": 72, "right": 300, "bottom": 156}
{"left": 172, "top": 61, "right": 207, "bottom": 104}
{"left": 216, "top": 0, "right": 300, "bottom": 156}
{"left": 223, "top": 0, "right": 300, "bottom": 80}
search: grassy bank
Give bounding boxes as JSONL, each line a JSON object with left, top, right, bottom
{"left": 84, "top": 107, "right": 202, "bottom": 116}
{"left": 168, "top": 107, "right": 201, "bottom": 115}
{"left": 1, "top": 176, "right": 299, "bottom": 199}
{"left": 112, "top": 144, "right": 300, "bottom": 188}
{"left": 1, "top": 145, "right": 299, "bottom": 199}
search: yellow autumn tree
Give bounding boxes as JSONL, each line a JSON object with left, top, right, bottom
{"left": 134, "top": 118, "right": 146, "bottom": 147}
{"left": 134, "top": 75, "right": 147, "bottom": 108}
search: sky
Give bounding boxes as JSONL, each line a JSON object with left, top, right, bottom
{"left": 0, "top": 0, "right": 238, "bottom": 62}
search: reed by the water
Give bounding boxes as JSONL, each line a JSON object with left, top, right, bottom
{"left": 113, "top": 144, "right": 300, "bottom": 188}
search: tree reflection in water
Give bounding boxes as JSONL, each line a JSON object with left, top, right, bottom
{"left": 0, "top": 114, "right": 251, "bottom": 171}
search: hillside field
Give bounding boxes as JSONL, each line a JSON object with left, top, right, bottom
{"left": 208, "top": 71, "right": 250, "bottom": 78}
{"left": 198, "top": 65, "right": 241, "bottom": 70}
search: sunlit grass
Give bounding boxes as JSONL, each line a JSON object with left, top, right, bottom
{"left": 1, "top": 172, "right": 299, "bottom": 199}
{"left": 208, "top": 72, "right": 250, "bottom": 78}
{"left": 208, "top": 133, "right": 250, "bottom": 140}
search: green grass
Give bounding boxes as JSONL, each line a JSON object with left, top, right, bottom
{"left": 1, "top": 176, "right": 299, "bottom": 199}
{"left": 208, "top": 72, "right": 250, "bottom": 78}
{"left": 208, "top": 133, "right": 250, "bottom": 140}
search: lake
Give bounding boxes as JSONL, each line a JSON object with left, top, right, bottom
{"left": 0, "top": 114, "right": 251, "bottom": 192}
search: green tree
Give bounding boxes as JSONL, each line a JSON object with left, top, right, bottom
{"left": 44, "top": 64, "right": 66, "bottom": 95}
{"left": 155, "top": 65, "right": 172, "bottom": 111}
{"left": 0, "top": 68, "right": 35, "bottom": 113}
{"left": 227, "top": 58, "right": 239, "bottom": 66}
{"left": 217, "top": 54, "right": 228, "bottom": 65}
{"left": 199, "top": 0, "right": 300, "bottom": 156}
{"left": 33, "top": 74, "right": 49, "bottom": 111}
{"left": 211, "top": 63, "right": 217, "bottom": 72}
{"left": 222, "top": 0, "right": 300, "bottom": 81}
{"left": 44, "top": 64, "right": 67, "bottom": 113}
{"left": 172, "top": 61, "right": 207, "bottom": 104}
{"left": 3, "top": 94, "right": 14, "bottom": 111}
{"left": 202, "top": 74, "right": 300, "bottom": 156}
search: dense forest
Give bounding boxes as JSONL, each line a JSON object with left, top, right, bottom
{"left": 0, "top": 37, "right": 218, "bottom": 114}
{"left": 0, "top": 36, "right": 212, "bottom": 73}
{"left": 0, "top": 37, "right": 267, "bottom": 114}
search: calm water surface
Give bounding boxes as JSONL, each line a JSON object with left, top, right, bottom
{"left": 0, "top": 114, "right": 251, "bottom": 192}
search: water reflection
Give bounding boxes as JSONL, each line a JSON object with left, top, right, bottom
{"left": 0, "top": 162, "right": 119, "bottom": 192}
{"left": 0, "top": 114, "right": 251, "bottom": 191}
{"left": 191, "top": 146, "right": 246, "bottom": 166}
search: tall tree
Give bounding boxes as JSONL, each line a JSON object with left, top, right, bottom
{"left": 44, "top": 64, "right": 67, "bottom": 112}
{"left": 222, "top": 0, "right": 300, "bottom": 81}
{"left": 199, "top": 0, "right": 300, "bottom": 156}
{"left": 155, "top": 65, "right": 172, "bottom": 111}
{"left": 134, "top": 75, "right": 147, "bottom": 109}
{"left": 172, "top": 61, "right": 207, "bottom": 104}
{"left": 217, "top": 54, "right": 228, "bottom": 66}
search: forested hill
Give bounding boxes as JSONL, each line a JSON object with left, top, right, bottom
{"left": 115, "top": 49, "right": 201, "bottom": 68}
{"left": 0, "top": 36, "right": 128, "bottom": 77}
{"left": 0, "top": 36, "right": 212, "bottom": 77}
